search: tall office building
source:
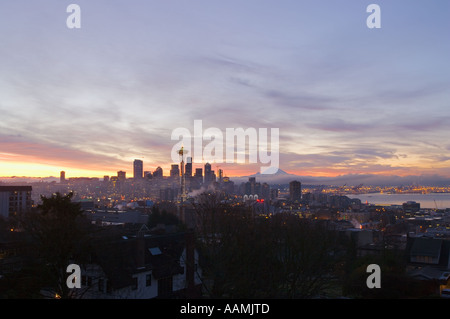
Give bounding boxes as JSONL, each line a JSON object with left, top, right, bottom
{"left": 261, "top": 182, "right": 270, "bottom": 200}
{"left": 185, "top": 157, "right": 192, "bottom": 178}
{"left": 270, "top": 188, "right": 279, "bottom": 200}
{"left": 0, "top": 186, "right": 32, "bottom": 219}
{"left": 289, "top": 180, "right": 302, "bottom": 202}
{"left": 170, "top": 164, "right": 180, "bottom": 178}
{"left": 144, "top": 171, "right": 153, "bottom": 179}
{"left": 117, "top": 171, "right": 126, "bottom": 181}
{"left": 133, "top": 159, "right": 143, "bottom": 179}
{"left": 194, "top": 168, "right": 203, "bottom": 189}
{"left": 204, "top": 163, "right": 212, "bottom": 186}
{"left": 218, "top": 169, "right": 223, "bottom": 183}
{"left": 60, "top": 171, "right": 66, "bottom": 184}
{"left": 153, "top": 166, "right": 163, "bottom": 178}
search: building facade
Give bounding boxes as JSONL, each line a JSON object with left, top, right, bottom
{"left": 133, "top": 159, "right": 144, "bottom": 179}
{"left": 289, "top": 180, "right": 302, "bottom": 202}
{"left": 69, "top": 230, "right": 202, "bottom": 299}
{"left": 0, "top": 186, "right": 33, "bottom": 219}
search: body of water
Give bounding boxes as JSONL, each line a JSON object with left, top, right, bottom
{"left": 350, "top": 193, "right": 450, "bottom": 209}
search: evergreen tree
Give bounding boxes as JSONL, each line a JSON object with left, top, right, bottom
{"left": 19, "top": 192, "right": 93, "bottom": 298}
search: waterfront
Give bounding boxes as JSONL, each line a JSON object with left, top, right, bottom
{"left": 351, "top": 192, "right": 450, "bottom": 209}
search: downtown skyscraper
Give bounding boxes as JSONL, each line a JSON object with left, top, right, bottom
{"left": 133, "top": 159, "right": 143, "bottom": 179}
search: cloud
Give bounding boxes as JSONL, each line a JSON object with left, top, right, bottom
{"left": 397, "top": 117, "right": 450, "bottom": 132}
{"left": 306, "top": 121, "right": 374, "bottom": 133}
{"left": 263, "top": 89, "right": 334, "bottom": 111}
{"left": 0, "top": 1, "right": 449, "bottom": 180}
{"left": 0, "top": 135, "right": 127, "bottom": 172}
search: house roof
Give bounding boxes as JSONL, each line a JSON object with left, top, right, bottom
{"left": 410, "top": 237, "right": 442, "bottom": 258}
{"left": 91, "top": 228, "right": 188, "bottom": 290}
{"left": 408, "top": 266, "right": 450, "bottom": 281}
{"left": 406, "top": 236, "right": 450, "bottom": 269}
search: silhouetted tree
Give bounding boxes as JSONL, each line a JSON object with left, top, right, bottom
{"left": 192, "top": 192, "right": 342, "bottom": 298}
{"left": 271, "top": 215, "right": 340, "bottom": 298}
{"left": 216, "top": 211, "right": 281, "bottom": 298}
{"left": 191, "top": 191, "right": 228, "bottom": 297}
{"left": 341, "top": 247, "right": 437, "bottom": 298}
{"left": 147, "top": 205, "right": 180, "bottom": 228}
{"left": 19, "top": 192, "right": 94, "bottom": 298}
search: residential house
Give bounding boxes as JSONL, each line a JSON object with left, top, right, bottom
{"left": 405, "top": 236, "right": 450, "bottom": 297}
{"left": 72, "top": 226, "right": 203, "bottom": 299}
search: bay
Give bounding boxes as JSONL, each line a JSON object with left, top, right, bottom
{"left": 350, "top": 193, "right": 450, "bottom": 209}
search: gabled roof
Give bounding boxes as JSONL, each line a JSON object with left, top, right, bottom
{"left": 91, "top": 229, "right": 187, "bottom": 290}
{"left": 143, "top": 233, "right": 185, "bottom": 279}
{"left": 410, "top": 237, "right": 442, "bottom": 258}
{"left": 406, "top": 236, "right": 450, "bottom": 268}
{"left": 408, "top": 266, "right": 450, "bottom": 281}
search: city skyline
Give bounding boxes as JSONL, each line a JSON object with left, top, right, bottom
{"left": 1, "top": 1, "right": 449, "bottom": 182}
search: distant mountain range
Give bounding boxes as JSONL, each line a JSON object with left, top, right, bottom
{"left": 2, "top": 170, "right": 450, "bottom": 187}
{"left": 230, "top": 169, "right": 450, "bottom": 187}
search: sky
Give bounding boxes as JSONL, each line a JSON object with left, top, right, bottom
{"left": 0, "top": 1, "right": 449, "bottom": 183}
